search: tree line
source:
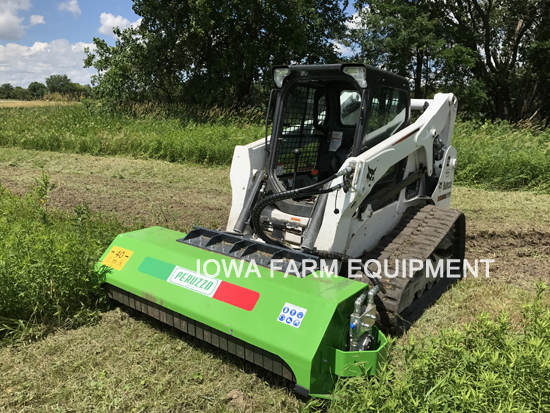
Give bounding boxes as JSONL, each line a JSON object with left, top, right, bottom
{"left": 348, "top": 0, "right": 550, "bottom": 122}
{"left": 79, "top": 0, "right": 547, "bottom": 124}
{"left": 0, "top": 75, "right": 91, "bottom": 101}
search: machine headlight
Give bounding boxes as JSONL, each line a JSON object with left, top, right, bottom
{"left": 343, "top": 66, "right": 367, "bottom": 88}
{"left": 274, "top": 68, "right": 291, "bottom": 88}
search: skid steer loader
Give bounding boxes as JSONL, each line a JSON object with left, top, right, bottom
{"left": 97, "top": 64, "right": 465, "bottom": 397}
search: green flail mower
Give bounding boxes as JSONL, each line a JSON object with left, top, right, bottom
{"left": 97, "top": 64, "right": 465, "bottom": 397}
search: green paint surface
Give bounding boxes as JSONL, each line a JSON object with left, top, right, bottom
{"left": 97, "top": 226, "right": 387, "bottom": 396}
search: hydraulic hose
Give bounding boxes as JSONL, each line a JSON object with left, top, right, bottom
{"left": 251, "top": 184, "right": 342, "bottom": 248}
{"left": 251, "top": 165, "right": 354, "bottom": 248}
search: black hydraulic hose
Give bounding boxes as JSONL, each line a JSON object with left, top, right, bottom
{"left": 251, "top": 181, "right": 342, "bottom": 248}
{"left": 292, "top": 172, "right": 341, "bottom": 193}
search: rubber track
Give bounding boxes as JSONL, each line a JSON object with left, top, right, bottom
{"left": 360, "top": 205, "right": 465, "bottom": 329}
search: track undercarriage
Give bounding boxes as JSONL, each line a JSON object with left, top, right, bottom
{"left": 360, "top": 205, "right": 466, "bottom": 332}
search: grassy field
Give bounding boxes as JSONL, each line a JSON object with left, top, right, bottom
{"left": 453, "top": 121, "right": 550, "bottom": 192}
{"left": 1, "top": 104, "right": 550, "bottom": 191}
{"left": 0, "top": 103, "right": 264, "bottom": 166}
{"left": 0, "top": 148, "right": 549, "bottom": 411}
{"left": 1, "top": 103, "right": 549, "bottom": 410}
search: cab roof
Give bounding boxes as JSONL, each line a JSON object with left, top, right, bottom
{"left": 272, "top": 63, "right": 409, "bottom": 91}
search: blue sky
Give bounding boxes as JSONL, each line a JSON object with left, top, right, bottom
{"left": 0, "top": 0, "right": 141, "bottom": 87}
{"left": 0, "top": 1, "right": 356, "bottom": 88}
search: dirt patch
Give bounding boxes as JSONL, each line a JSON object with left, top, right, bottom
{"left": 1, "top": 157, "right": 548, "bottom": 288}
{"left": 468, "top": 228, "right": 550, "bottom": 255}
{"left": 0, "top": 165, "right": 231, "bottom": 232}
{"left": 226, "top": 389, "right": 252, "bottom": 412}
{"left": 464, "top": 228, "right": 550, "bottom": 287}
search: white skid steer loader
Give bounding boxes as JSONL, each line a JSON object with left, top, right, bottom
{"left": 226, "top": 64, "right": 465, "bottom": 331}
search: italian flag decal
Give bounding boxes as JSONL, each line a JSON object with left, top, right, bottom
{"left": 138, "top": 257, "right": 259, "bottom": 311}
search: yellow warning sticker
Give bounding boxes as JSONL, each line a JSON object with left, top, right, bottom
{"left": 102, "top": 246, "right": 134, "bottom": 271}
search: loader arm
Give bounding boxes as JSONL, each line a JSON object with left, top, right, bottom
{"left": 315, "top": 92, "right": 458, "bottom": 256}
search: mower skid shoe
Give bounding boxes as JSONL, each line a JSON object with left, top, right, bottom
{"left": 96, "top": 226, "right": 387, "bottom": 397}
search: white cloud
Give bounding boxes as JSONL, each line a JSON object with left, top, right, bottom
{"left": 346, "top": 11, "right": 361, "bottom": 31}
{"left": 58, "top": 0, "right": 81, "bottom": 17}
{"left": 98, "top": 12, "right": 141, "bottom": 37}
{"left": 0, "top": 0, "right": 31, "bottom": 40}
{"left": 332, "top": 40, "right": 353, "bottom": 57}
{"left": 346, "top": 6, "right": 370, "bottom": 32}
{"left": 0, "top": 39, "right": 96, "bottom": 86}
{"left": 29, "top": 14, "right": 44, "bottom": 25}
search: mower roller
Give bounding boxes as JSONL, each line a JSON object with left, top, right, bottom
{"left": 97, "top": 64, "right": 465, "bottom": 397}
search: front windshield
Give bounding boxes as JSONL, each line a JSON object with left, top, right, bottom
{"left": 362, "top": 86, "right": 407, "bottom": 151}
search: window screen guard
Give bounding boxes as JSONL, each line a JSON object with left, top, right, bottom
{"left": 276, "top": 85, "right": 325, "bottom": 176}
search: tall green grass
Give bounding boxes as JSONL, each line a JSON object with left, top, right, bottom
{"left": 1, "top": 104, "right": 549, "bottom": 191}
{"left": 316, "top": 283, "right": 550, "bottom": 412}
{"left": 0, "top": 175, "right": 128, "bottom": 341}
{"left": 453, "top": 121, "right": 550, "bottom": 192}
{"left": 0, "top": 104, "right": 264, "bottom": 165}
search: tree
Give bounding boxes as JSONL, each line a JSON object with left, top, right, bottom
{"left": 348, "top": 0, "right": 550, "bottom": 122}
{"left": 12, "top": 86, "right": 31, "bottom": 101}
{"left": 85, "top": 0, "right": 349, "bottom": 107}
{"left": 28, "top": 82, "right": 48, "bottom": 99}
{"left": 45, "top": 74, "right": 74, "bottom": 94}
{"left": 0, "top": 83, "right": 14, "bottom": 99}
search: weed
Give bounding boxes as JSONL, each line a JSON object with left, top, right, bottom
{"left": 318, "top": 283, "right": 550, "bottom": 412}
{"left": 0, "top": 179, "right": 129, "bottom": 343}
{"left": 31, "top": 170, "right": 56, "bottom": 224}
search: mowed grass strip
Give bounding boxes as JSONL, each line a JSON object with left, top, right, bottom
{"left": 0, "top": 309, "right": 302, "bottom": 412}
{"left": 0, "top": 154, "right": 549, "bottom": 410}
{"left": 0, "top": 100, "right": 78, "bottom": 107}
{"left": 3, "top": 149, "right": 550, "bottom": 234}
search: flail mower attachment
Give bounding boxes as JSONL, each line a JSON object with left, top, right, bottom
{"left": 96, "top": 226, "right": 387, "bottom": 398}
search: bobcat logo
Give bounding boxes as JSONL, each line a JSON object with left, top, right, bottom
{"left": 366, "top": 166, "right": 377, "bottom": 181}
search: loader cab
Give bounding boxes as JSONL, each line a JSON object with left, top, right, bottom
{"left": 266, "top": 64, "right": 410, "bottom": 216}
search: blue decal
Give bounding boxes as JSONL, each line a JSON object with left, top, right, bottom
{"left": 278, "top": 303, "right": 307, "bottom": 328}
